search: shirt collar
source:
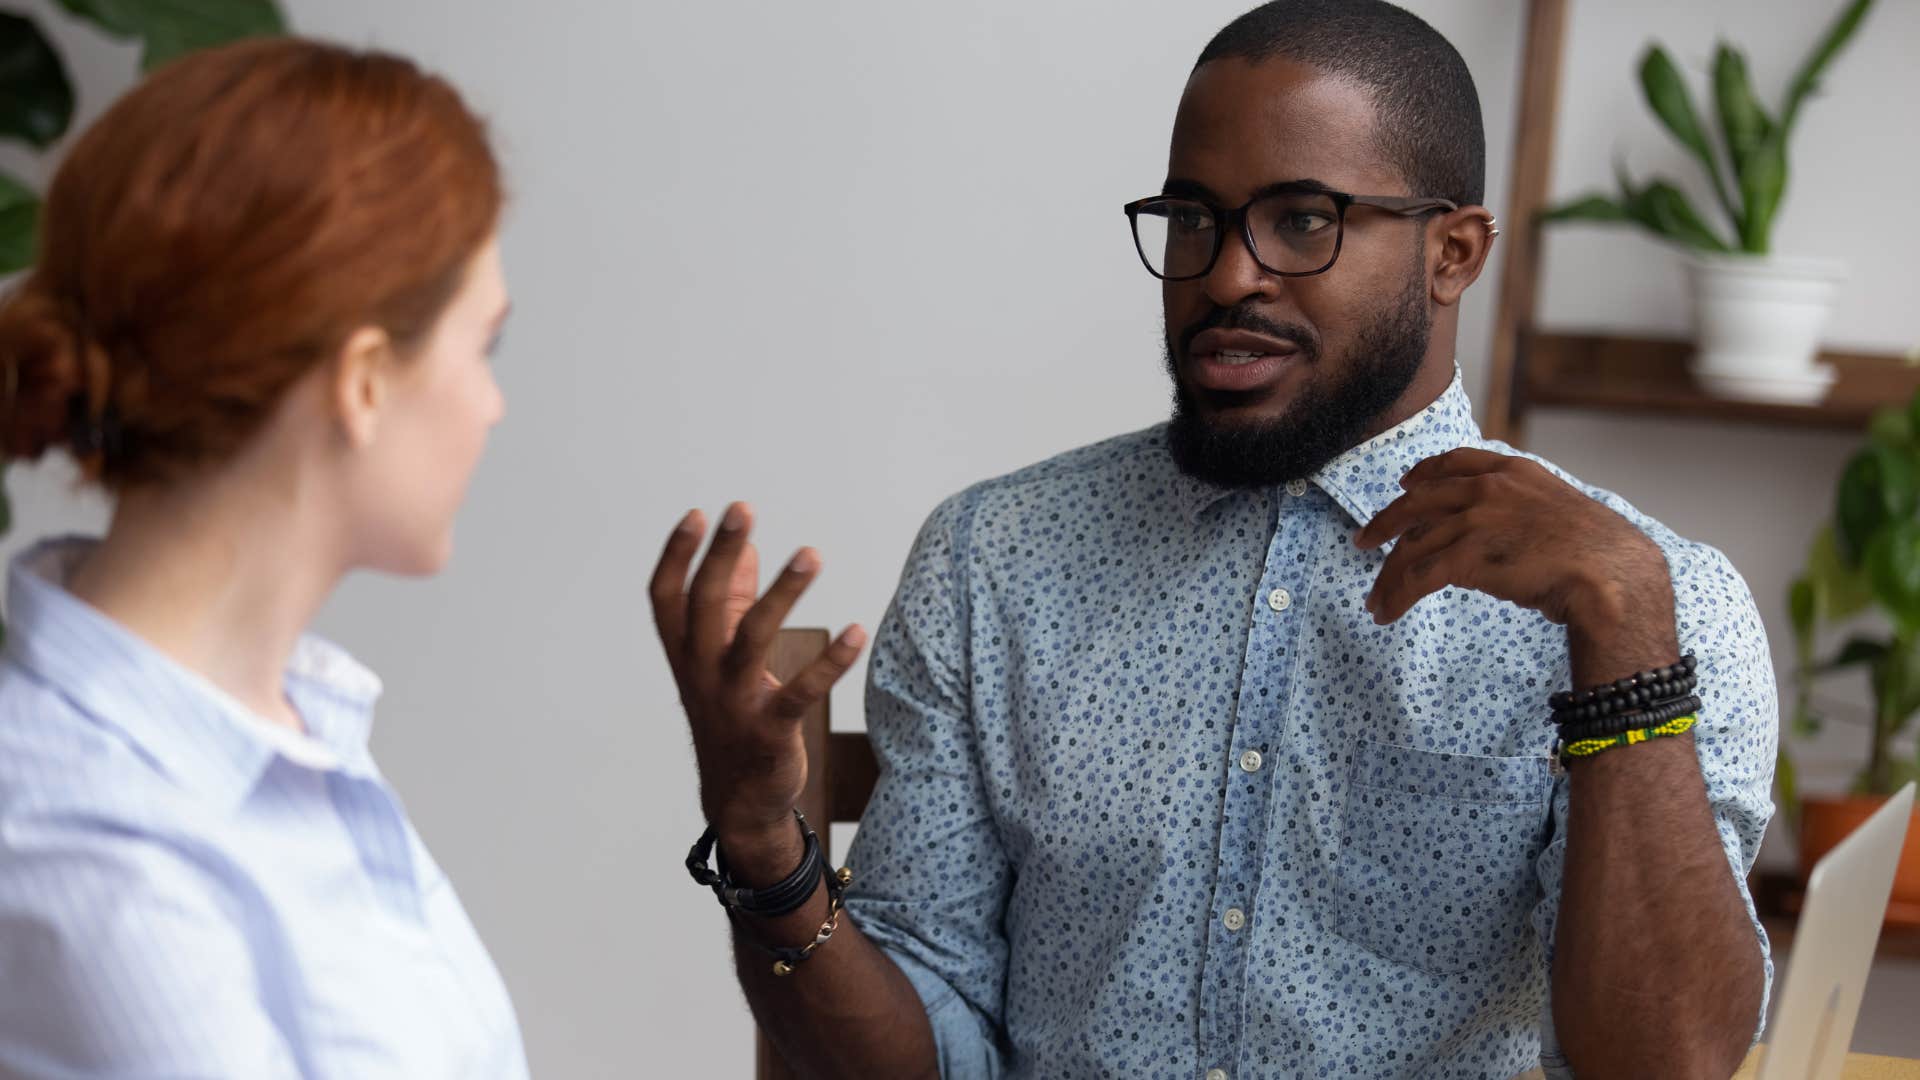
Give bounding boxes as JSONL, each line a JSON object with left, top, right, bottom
{"left": 1173, "top": 368, "right": 1481, "bottom": 526}
{"left": 3, "top": 537, "right": 384, "bottom": 809}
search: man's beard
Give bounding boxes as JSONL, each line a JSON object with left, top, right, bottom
{"left": 1164, "top": 270, "right": 1431, "bottom": 490}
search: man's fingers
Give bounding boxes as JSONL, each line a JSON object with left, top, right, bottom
{"left": 1355, "top": 477, "right": 1481, "bottom": 550}
{"left": 719, "top": 542, "right": 763, "bottom": 651}
{"left": 770, "top": 625, "right": 869, "bottom": 721}
{"left": 1399, "top": 447, "right": 1514, "bottom": 489}
{"left": 649, "top": 509, "right": 707, "bottom": 669}
{"left": 725, "top": 548, "right": 822, "bottom": 680}
{"left": 1367, "top": 517, "right": 1474, "bottom": 623}
{"left": 688, "top": 502, "right": 756, "bottom": 663}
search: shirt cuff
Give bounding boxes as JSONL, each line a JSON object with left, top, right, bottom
{"left": 876, "top": 943, "right": 1005, "bottom": 1080}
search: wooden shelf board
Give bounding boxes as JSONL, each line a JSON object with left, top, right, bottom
{"left": 1520, "top": 333, "right": 1920, "bottom": 431}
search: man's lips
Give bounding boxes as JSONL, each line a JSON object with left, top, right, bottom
{"left": 1185, "top": 328, "right": 1304, "bottom": 395}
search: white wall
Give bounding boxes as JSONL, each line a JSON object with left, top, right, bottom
{"left": 1, "top": 1, "right": 1913, "bottom": 1074}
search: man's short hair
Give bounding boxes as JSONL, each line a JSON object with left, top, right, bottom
{"left": 1195, "top": 0, "right": 1486, "bottom": 207}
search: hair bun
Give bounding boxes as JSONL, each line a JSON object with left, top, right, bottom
{"left": 0, "top": 282, "right": 105, "bottom": 462}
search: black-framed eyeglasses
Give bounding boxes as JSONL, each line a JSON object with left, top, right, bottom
{"left": 1122, "top": 183, "right": 1457, "bottom": 281}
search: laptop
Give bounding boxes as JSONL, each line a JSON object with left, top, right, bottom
{"left": 1757, "top": 780, "right": 1917, "bottom": 1080}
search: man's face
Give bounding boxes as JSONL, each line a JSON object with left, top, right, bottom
{"left": 1161, "top": 57, "right": 1437, "bottom": 488}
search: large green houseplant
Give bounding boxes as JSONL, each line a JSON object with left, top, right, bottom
{"left": 1541, "top": 0, "right": 1875, "bottom": 406}
{"left": 1787, "top": 386, "right": 1920, "bottom": 916}
{"left": 0, "top": 1, "right": 286, "bottom": 644}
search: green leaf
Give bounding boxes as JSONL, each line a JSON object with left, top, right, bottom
{"left": 1638, "top": 44, "right": 1739, "bottom": 229}
{"left": 0, "top": 13, "right": 74, "bottom": 149}
{"left": 1776, "top": 746, "right": 1801, "bottom": 828}
{"left": 1782, "top": 0, "right": 1876, "bottom": 133}
{"left": 1790, "top": 575, "right": 1817, "bottom": 645}
{"left": 1870, "top": 404, "right": 1914, "bottom": 451}
{"left": 0, "top": 171, "right": 39, "bottom": 275}
{"left": 1639, "top": 180, "right": 1734, "bottom": 253}
{"left": 1712, "top": 44, "right": 1773, "bottom": 181}
{"left": 1539, "top": 194, "right": 1632, "bottom": 224}
{"left": 1877, "top": 757, "right": 1920, "bottom": 793}
{"left": 1819, "top": 636, "right": 1891, "bottom": 672}
{"left": 1807, "top": 524, "right": 1876, "bottom": 621}
{"left": 1602, "top": 169, "right": 1735, "bottom": 253}
{"left": 1866, "top": 520, "right": 1920, "bottom": 635}
{"left": 1788, "top": 575, "right": 1823, "bottom": 738}
{"left": 53, "top": 0, "right": 286, "bottom": 72}
{"left": 1737, "top": 131, "right": 1788, "bottom": 255}
{"left": 1836, "top": 445, "right": 1917, "bottom": 564}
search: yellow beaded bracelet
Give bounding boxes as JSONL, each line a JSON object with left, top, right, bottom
{"left": 1559, "top": 713, "right": 1698, "bottom": 760}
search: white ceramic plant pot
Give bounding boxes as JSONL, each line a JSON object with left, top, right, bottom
{"left": 1684, "top": 252, "right": 1847, "bottom": 404}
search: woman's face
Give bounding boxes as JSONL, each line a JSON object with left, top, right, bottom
{"left": 347, "top": 237, "right": 509, "bottom": 576}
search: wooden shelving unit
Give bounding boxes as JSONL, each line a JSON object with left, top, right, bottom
{"left": 1483, "top": 1, "right": 1914, "bottom": 445}
{"left": 1521, "top": 333, "right": 1919, "bottom": 432}
{"left": 1493, "top": 5, "right": 1917, "bottom": 964}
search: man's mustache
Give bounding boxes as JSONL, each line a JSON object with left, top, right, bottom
{"left": 1175, "top": 305, "right": 1320, "bottom": 361}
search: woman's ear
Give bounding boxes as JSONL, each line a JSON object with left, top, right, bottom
{"left": 331, "top": 325, "right": 396, "bottom": 449}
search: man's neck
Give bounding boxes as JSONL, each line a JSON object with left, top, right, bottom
{"left": 1355, "top": 352, "right": 1458, "bottom": 448}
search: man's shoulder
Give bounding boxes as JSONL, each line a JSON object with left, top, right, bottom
{"left": 1482, "top": 437, "right": 1747, "bottom": 595}
{"left": 976, "top": 423, "right": 1175, "bottom": 497}
{"left": 911, "top": 424, "right": 1177, "bottom": 540}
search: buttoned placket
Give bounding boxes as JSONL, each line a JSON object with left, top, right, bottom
{"left": 1195, "top": 483, "right": 1318, "bottom": 1072}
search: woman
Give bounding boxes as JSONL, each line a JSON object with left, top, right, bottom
{"left": 0, "top": 38, "right": 526, "bottom": 1077}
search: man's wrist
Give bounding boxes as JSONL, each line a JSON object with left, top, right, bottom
{"left": 1564, "top": 556, "right": 1678, "bottom": 686}
{"left": 715, "top": 816, "right": 809, "bottom": 888}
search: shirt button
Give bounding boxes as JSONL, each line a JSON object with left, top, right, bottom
{"left": 1222, "top": 907, "right": 1246, "bottom": 932}
{"left": 1238, "top": 749, "right": 1263, "bottom": 773}
{"left": 1286, "top": 479, "right": 1309, "bottom": 497}
{"left": 1206, "top": 1071, "right": 1229, "bottom": 1080}
{"left": 1266, "top": 588, "right": 1292, "bottom": 612}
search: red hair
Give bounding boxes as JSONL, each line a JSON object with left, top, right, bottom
{"left": 0, "top": 37, "right": 502, "bottom": 489}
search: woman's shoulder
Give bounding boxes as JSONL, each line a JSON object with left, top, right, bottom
{"left": 0, "top": 657, "right": 192, "bottom": 827}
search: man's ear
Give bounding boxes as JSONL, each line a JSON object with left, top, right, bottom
{"left": 1429, "top": 207, "right": 1498, "bottom": 308}
{"left": 331, "top": 326, "right": 397, "bottom": 449}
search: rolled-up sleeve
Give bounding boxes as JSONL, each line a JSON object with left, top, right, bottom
{"left": 843, "top": 491, "right": 1012, "bottom": 1079}
{"left": 1533, "top": 543, "right": 1777, "bottom": 1076}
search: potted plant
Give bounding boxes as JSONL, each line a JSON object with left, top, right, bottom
{"left": 0, "top": 0, "right": 286, "bottom": 644}
{"left": 1542, "top": 0, "right": 1874, "bottom": 405}
{"left": 1786, "top": 386, "right": 1920, "bottom": 926}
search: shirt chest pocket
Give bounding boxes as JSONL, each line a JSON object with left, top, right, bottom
{"left": 1333, "top": 738, "right": 1553, "bottom": 977}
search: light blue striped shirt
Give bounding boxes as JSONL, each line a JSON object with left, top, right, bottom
{"left": 0, "top": 538, "right": 529, "bottom": 1079}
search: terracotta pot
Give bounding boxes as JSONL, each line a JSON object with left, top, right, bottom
{"left": 1798, "top": 794, "right": 1920, "bottom": 929}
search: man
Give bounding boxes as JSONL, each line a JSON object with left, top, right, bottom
{"left": 653, "top": 2, "right": 1775, "bottom": 1077}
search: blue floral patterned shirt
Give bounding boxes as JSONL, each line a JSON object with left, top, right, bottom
{"left": 843, "top": 371, "right": 1775, "bottom": 1079}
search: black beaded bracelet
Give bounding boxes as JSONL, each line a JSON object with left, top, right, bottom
{"left": 1557, "top": 695, "right": 1702, "bottom": 743}
{"left": 1549, "top": 654, "right": 1697, "bottom": 711}
{"left": 1551, "top": 674, "right": 1697, "bottom": 726}
{"left": 686, "top": 809, "right": 826, "bottom": 918}
{"left": 1547, "top": 654, "right": 1697, "bottom": 727}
